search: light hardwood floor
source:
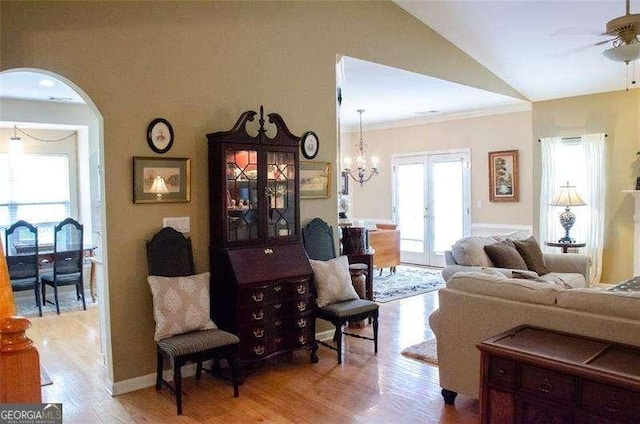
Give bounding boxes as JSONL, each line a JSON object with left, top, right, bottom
{"left": 28, "top": 291, "right": 479, "bottom": 423}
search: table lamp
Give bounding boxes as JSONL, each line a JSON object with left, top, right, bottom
{"left": 550, "top": 182, "right": 586, "bottom": 243}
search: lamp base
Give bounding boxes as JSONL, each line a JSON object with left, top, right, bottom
{"left": 557, "top": 236, "right": 575, "bottom": 244}
{"left": 558, "top": 207, "right": 576, "bottom": 244}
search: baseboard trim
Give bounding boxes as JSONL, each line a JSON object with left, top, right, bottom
{"left": 108, "top": 330, "right": 335, "bottom": 396}
{"left": 108, "top": 363, "right": 199, "bottom": 396}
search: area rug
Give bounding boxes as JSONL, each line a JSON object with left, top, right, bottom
{"left": 401, "top": 338, "right": 438, "bottom": 366}
{"left": 41, "top": 366, "right": 53, "bottom": 386}
{"left": 373, "top": 265, "right": 445, "bottom": 303}
{"left": 13, "top": 290, "right": 94, "bottom": 318}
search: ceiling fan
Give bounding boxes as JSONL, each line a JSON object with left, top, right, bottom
{"left": 601, "top": 0, "right": 640, "bottom": 62}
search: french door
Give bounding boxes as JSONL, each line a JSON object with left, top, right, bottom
{"left": 393, "top": 151, "right": 470, "bottom": 267}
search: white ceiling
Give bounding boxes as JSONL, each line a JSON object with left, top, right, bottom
{"left": 0, "top": 71, "right": 84, "bottom": 104}
{"left": 395, "top": 0, "right": 639, "bottom": 102}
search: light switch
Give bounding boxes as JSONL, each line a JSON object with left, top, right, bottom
{"left": 163, "top": 217, "right": 190, "bottom": 233}
{"left": 476, "top": 200, "right": 483, "bottom": 209}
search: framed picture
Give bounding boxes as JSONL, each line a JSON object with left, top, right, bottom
{"left": 340, "top": 171, "right": 349, "bottom": 195}
{"left": 489, "top": 150, "right": 519, "bottom": 202}
{"left": 133, "top": 157, "right": 191, "bottom": 203}
{"left": 146, "top": 118, "right": 174, "bottom": 154}
{"left": 300, "top": 161, "right": 330, "bottom": 199}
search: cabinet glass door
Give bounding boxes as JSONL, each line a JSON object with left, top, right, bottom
{"left": 225, "top": 148, "right": 259, "bottom": 242}
{"left": 266, "top": 151, "right": 296, "bottom": 238}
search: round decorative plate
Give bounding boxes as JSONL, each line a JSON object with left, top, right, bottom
{"left": 301, "top": 131, "right": 319, "bottom": 160}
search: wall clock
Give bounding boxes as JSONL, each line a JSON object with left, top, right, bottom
{"left": 301, "top": 131, "right": 319, "bottom": 160}
{"left": 147, "top": 118, "right": 174, "bottom": 154}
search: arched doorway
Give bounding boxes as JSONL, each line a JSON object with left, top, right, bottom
{"left": 0, "top": 68, "right": 112, "bottom": 384}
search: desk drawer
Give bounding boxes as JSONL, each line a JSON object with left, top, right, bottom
{"left": 488, "top": 356, "right": 516, "bottom": 388}
{"left": 580, "top": 380, "right": 640, "bottom": 421}
{"left": 520, "top": 364, "right": 575, "bottom": 403}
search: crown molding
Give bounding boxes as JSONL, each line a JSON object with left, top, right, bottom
{"left": 341, "top": 102, "right": 532, "bottom": 133}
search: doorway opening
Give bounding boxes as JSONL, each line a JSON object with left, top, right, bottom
{"left": 0, "top": 68, "right": 112, "bottom": 383}
{"left": 393, "top": 150, "right": 470, "bottom": 267}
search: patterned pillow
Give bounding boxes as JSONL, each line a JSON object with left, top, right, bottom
{"left": 147, "top": 272, "right": 217, "bottom": 342}
{"left": 309, "top": 256, "right": 359, "bottom": 308}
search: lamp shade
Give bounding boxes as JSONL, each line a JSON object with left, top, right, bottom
{"left": 603, "top": 43, "right": 640, "bottom": 62}
{"left": 550, "top": 182, "right": 586, "bottom": 207}
{"left": 0, "top": 242, "right": 16, "bottom": 318}
{"left": 150, "top": 176, "right": 169, "bottom": 196}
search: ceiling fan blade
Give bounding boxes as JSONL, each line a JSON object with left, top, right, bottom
{"left": 548, "top": 44, "right": 595, "bottom": 58}
{"left": 594, "top": 38, "right": 617, "bottom": 46}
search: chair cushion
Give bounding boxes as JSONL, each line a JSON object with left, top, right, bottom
{"left": 513, "top": 236, "right": 550, "bottom": 276}
{"left": 317, "top": 298, "right": 379, "bottom": 318}
{"left": 309, "top": 256, "right": 359, "bottom": 307}
{"left": 41, "top": 272, "right": 81, "bottom": 285}
{"left": 483, "top": 239, "right": 527, "bottom": 270}
{"left": 157, "top": 328, "right": 239, "bottom": 357}
{"left": 148, "top": 272, "right": 217, "bottom": 342}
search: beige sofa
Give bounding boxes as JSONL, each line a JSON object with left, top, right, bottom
{"left": 442, "top": 235, "right": 591, "bottom": 288}
{"left": 428, "top": 270, "right": 640, "bottom": 404}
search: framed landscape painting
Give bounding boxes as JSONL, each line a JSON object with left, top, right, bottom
{"left": 300, "top": 161, "right": 330, "bottom": 199}
{"left": 489, "top": 150, "right": 519, "bottom": 202}
{"left": 133, "top": 157, "right": 191, "bottom": 203}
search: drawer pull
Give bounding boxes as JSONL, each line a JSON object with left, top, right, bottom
{"left": 297, "top": 301, "right": 306, "bottom": 311}
{"left": 298, "top": 335, "right": 307, "bottom": 344}
{"left": 264, "top": 248, "right": 274, "bottom": 255}
{"left": 497, "top": 368, "right": 505, "bottom": 376}
{"left": 252, "top": 292, "right": 264, "bottom": 302}
{"left": 274, "top": 285, "right": 282, "bottom": 292}
{"left": 252, "top": 310, "right": 264, "bottom": 321}
{"left": 253, "top": 328, "right": 264, "bottom": 338}
{"left": 604, "top": 396, "right": 621, "bottom": 413}
{"left": 275, "top": 337, "right": 283, "bottom": 344}
{"left": 297, "top": 284, "right": 306, "bottom": 295}
{"left": 274, "top": 319, "right": 282, "bottom": 327}
{"left": 297, "top": 318, "right": 307, "bottom": 328}
{"left": 253, "top": 345, "right": 265, "bottom": 356}
{"left": 539, "top": 379, "right": 553, "bottom": 394}
{"left": 273, "top": 303, "right": 282, "bottom": 310}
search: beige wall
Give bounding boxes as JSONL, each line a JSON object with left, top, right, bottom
{"left": 533, "top": 90, "right": 640, "bottom": 283}
{"left": 1, "top": 1, "right": 523, "bottom": 383}
{"left": 343, "top": 111, "right": 534, "bottom": 226}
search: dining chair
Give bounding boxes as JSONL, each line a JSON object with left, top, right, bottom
{"left": 41, "top": 218, "right": 86, "bottom": 314}
{"left": 302, "top": 218, "right": 379, "bottom": 364}
{"left": 5, "top": 220, "right": 42, "bottom": 317}
{"left": 147, "top": 227, "right": 240, "bottom": 415}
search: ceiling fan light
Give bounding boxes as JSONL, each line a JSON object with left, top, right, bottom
{"left": 603, "top": 43, "right": 640, "bottom": 62}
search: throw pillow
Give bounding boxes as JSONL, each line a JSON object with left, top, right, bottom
{"left": 513, "top": 236, "right": 550, "bottom": 276}
{"left": 147, "top": 272, "right": 217, "bottom": 342}
{"left": 309, "top": 255, "right": 359, "bottom": 307}
{"left": 483, "top": 239, "right": 527, "bottom": 270}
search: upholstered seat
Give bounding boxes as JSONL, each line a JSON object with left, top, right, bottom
{"left": 302, "top": 218, "right": 379, "bottom": 364}
{"left": 147, "top": 227, "right": 240, "bottom": 415}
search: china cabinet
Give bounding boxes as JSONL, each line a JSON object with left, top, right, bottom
{"left": 207, "top": 107, "right": 317, "bottom": 365}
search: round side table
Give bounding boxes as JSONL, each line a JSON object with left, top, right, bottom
{"left": 545, "top": 241, "right": 586, "bottom": 253}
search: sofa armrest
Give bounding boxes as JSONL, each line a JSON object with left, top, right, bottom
{"left": 544, "top": 253, "right": 590, "bottom": 283}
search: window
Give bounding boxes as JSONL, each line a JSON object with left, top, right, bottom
{"left": 540, "top": 134, "right": 606, "bottom": 284}
{"left": 0, "top": 153, "right": 71, "bottom": 245}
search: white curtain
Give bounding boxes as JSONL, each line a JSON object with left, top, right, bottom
{"left": 540, "top": 134, "right": 606, "bottom": 285}
{"left": 580, "top": 133, "right": 606, "bottom": 284}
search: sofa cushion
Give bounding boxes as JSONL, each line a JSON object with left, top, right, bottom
{"left": 557, "top": 288, "right": 640, "bottom": 321}
{"left": 513, "top": 236, "right": 550, "bottom": 276}
{"left": 451, "top": 236, "right": 498, "bottom": 267}
{"left": 447, "top": 269, "right": 563, "bottom": 305}
{"left": 483, "top": 239, "right": 527, "bottom": 270}
{"left": 537, "top": 272, "right": 585, "bottom": 289}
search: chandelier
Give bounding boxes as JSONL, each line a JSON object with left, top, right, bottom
{"left": 343, "top": 109, "right": 379, "bottom": 187}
